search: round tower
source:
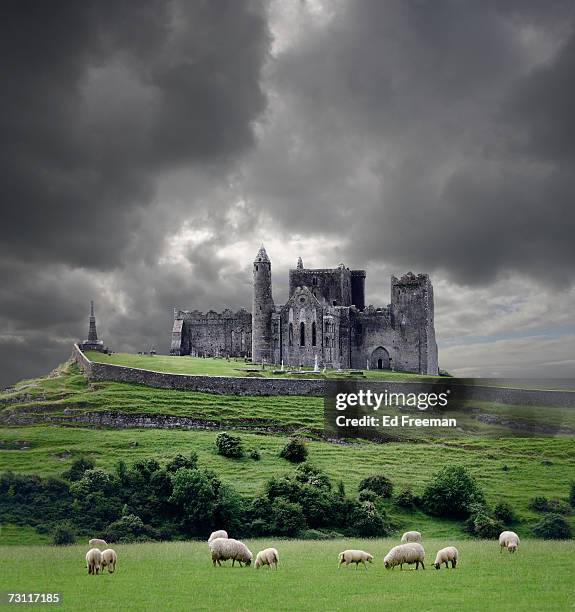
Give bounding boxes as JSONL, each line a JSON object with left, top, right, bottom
{"left": 252, "top": 245, "right": 274, "bottom": 363}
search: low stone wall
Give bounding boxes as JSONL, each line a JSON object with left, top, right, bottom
{"left": 71, "top": 345, "right": 575, "bottom": 406}
{"left": 72, "top": 344, "right": 324, "bottom": 396}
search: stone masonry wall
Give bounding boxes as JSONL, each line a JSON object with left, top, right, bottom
{"left": 71, "top": 344, "right": 574, "bottom": 406}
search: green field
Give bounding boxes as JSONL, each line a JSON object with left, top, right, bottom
{"left": 0, "top": 538, "right": 573, "bottom": 611}
{"left": 84, "top": 351, "right": 441, "bottom": 381}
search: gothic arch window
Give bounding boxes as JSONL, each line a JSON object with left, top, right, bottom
{"left": 312, "top": 321, "right": 317, "bottom": 346}
{"left": 289, "top": 323, "right": 293, "bottom": 346}
{"left": 300, "top": 322, "right": 305, "bottom": 346}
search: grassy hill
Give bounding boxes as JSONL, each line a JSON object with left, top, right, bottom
{"left": 1, "top": 360, "right": 574, "bottom": 546}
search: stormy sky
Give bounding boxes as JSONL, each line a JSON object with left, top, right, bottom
{"left": 1, "top": 0, "right": 574, "bottom": 387}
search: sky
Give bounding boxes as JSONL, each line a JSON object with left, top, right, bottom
{"left": 1, "top": 0, "right": 574, "bottom": 387}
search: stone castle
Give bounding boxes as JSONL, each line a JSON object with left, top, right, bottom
{"left": 170, "top": 246, "right": 438, "bottom": 374}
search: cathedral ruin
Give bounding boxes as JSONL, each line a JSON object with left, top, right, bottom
{"left": 170, "top": 246, "right": 438, "bottom": 375}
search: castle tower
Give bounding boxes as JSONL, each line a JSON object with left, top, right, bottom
{"left": 252, "top": 245, "right": 274, "bottom": 363}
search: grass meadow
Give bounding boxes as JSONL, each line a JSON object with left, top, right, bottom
{"left": 1, "top": 538, "right": 573, "bottom": 611}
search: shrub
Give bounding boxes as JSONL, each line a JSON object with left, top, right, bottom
{"left": 465, "top": 511, "right": 504, "bottom": 539}
{"left": 546, "top": 498, "right": 571, "bottom": 515}
{"left": 529, "top": 496, "right": 571, "bottom": 515}
{"left": 249, "top": 449, "right": 261, "bottom": 461}
{"left": 169, "top": 469, "right": 216, "bottom": 533}
{"left": 351, "top": 501, "right": 390, "bottom": 537}
{"left": 395, "top": 488, "right": 417, "bottom": 508}
{"left": 269, "top": 499, "right": 306, "bottom": 536}
{"left": 570, "top": 482, "right": 575, "bottom": 507}
{"left": 52, "top": 521, "right": 76, "bottom": 545}
{"left": 215, "top": 432, "right": 244, "bottom": 459}
{"left": 493, "top": 501, "right": 516, "bottom": 524}
{"left": 300, "top": 529, "right": 342, "bottom": 540}
{"left": 358, "top": 475, "right": 393, "bottom": 498}
{"left": 103, "top": 514, "right": 153, "bottom": 543}
{"left": 532, "top": 514, "right": 572, "bottom": 539}
{"left": 279, "top": 438, "right": 308, "bottom": 463}
{"left": 358, "top": 489, "right": 378, "bottom": 503}
{"left": 166, "top": 453, "right": 198, "bottom": 473}
{"left": 62, "top": 457, "right": 95, "bottom": 481}
{"left": 529, "top": 496, "right": 549, "bottom": 513}
{"left": 422, "top": 465, "right": 485, "bottom": 518}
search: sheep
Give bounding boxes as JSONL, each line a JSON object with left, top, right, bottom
{"left": 86, "top": 548, "right": 103, "bottom": 575}
{"left": 499, "top": 531, "right": 520, "bottom": 554}
{"left": 337, "top": 550, "right": 374, "bottom": 570}
{"left": 89, "top": 538, "right": 107, "bottom": 549}
{"left": 384, "top": 543, "right": 425, "bottom": 570}
{"left": 255, "top": 548, "right": 279, "bottom": 570}
{"left": 433, "top": 546, "right": 458, "bottom": 569}
{"left": 209, "top": 537, "right": 252, "bottom": 567}
{"left": 101, "top": 548, "right": 117, "bottom": 574}
{"left": 208, "top": 530, "right": 228, "bottom": 543}
{"left": 401, "top": 531, "right": 422, "bottom": 543}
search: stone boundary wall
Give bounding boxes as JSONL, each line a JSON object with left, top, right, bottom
{"left": 71, "top": 345, "right": 575, "bottom": 406}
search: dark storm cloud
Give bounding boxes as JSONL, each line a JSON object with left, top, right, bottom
{"left": 0, "top": 0, "right": 269, "bottom": 268}
{"left": 0, "top": 0, "right": 270, "bottom": 386}
{"left": 256, "top": 0, "right": 575, "bottom": 285}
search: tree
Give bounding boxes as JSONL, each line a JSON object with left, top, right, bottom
{"left": 169, "top": 468, "right": 216, "bottom": 534}
{"left": 422, "top": 465, "right": 485, "bottom": 518}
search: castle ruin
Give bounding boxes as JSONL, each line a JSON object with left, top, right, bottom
{"left": 170, "top": 246, "right": 438, "bottom": 375}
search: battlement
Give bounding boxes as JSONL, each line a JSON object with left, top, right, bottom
{"left": 391, "top": 271, "right": 430, "bottom": 287}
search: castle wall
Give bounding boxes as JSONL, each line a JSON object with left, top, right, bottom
{"left": 171, "top": 309, "right": 251, "bottom": 358}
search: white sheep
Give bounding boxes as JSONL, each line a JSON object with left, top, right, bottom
{"left": 208, "top": 530, "right": 228, "bottom": 543}
{"left": 499, "top": 531, "right": 520, "bottom": 553}
{"left": 338, "top": 550, "right": 374, "bottom": 570}
{"left": 255, "top": 548, "right": 279, "bottom": 570}
{"left": 433, "top": 546, "right": 458, "bottom": 569}
{"left": 101, "top": 548, "right": 117, "bottom": 574}
{"left": 85, "top": 548, "right": 103, "bottom": 575}
{"left": 401, "top": 530, "right": 422, "bottom": 543}
{"left": 89, "top": 538, "right": 107, "bottom": 549}
{"left": 384, "top": 543, "right": 425, "bottom": 570}
{"left": 209, "top": 537, "right": 253, "bottom": 567}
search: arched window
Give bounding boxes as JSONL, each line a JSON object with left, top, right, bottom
{"left": 312, "top": 321, "right": 317, "bottom": 346}
{"left": 289, "top": 323, "right": 293, "bottom": 346}
{"left": 300, "top": 322, "right": 305, "bottom": 346}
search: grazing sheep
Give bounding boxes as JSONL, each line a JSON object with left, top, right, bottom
{"left": 85, "top": 548, "right": 102, "bottom": 575}
{"left": 499, "top": 531, "right": 520, "bottom": 554}
{"left": 401, "top": 531, "right": 422, "bottom": 543}
{"left": 101, "top": 548, "right": 117, "bottom": 574}
{"left": 255, "top": 548, "right": 279, "bottom": 570}
{"left": 338, "top": 550, "right": 374, "bottom": 570}
{"left": 209, "top": 538, "right": 252, "bottom": 567}
{"left": 433, "top": 546, "right": 458, "bottom": 569}
{"left": 208, "top": 530, "right": 228, "bottom": 543}
{"left": 384, "top": 543, "right": 425, "bottom": 570}
{"left": 89, "top": 538, "right": 107, "bottom": 549}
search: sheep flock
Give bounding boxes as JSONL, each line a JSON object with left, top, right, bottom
{"left": 82, "top": 529, "right": 522, "bottom": 576}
